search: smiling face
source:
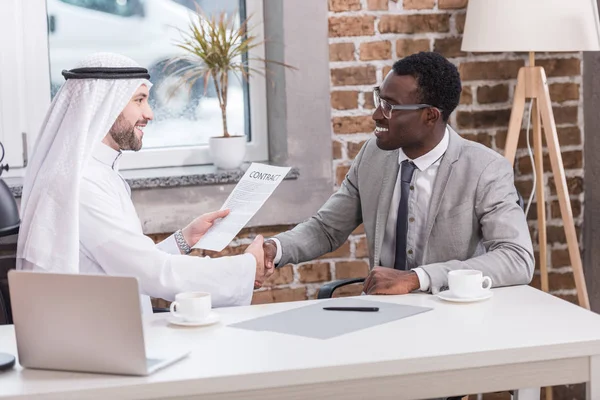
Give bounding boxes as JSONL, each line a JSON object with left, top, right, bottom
{"left": 106, "top": 84, "right": 153, "bottom": 152}
{"left": 372, "top": 72, "right": 442, "bottom": 156}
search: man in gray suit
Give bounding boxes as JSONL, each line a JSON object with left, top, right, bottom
{"left": 264, "top": 51, "right": 534, "bottom": 296}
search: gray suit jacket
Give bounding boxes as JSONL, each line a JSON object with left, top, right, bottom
{"left": 275, "top": 127, "right": 534, "bottom": 294}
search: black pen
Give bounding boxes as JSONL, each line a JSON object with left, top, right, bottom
{"left": 322, "top": 306, "right": 379, "bottom": 312}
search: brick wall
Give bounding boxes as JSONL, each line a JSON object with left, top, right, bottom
{"left": 151, "top": 1, "right": 585, "bottom": 397}
{"left": 327, "top": 0, "right": 584, "bottom": 307}
{"left": 152, "top": 0, "right": 586, "bottom": 330}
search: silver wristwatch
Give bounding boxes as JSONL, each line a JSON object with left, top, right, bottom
{"left": 174, "top": 229, "right": 192, "bottom": 254}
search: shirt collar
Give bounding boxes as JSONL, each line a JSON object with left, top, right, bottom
{"left": 398, "top": 127, "right": 450, "bottom": 171}
{"left": 92, "top": 142, "right": 123, "bottom": 171}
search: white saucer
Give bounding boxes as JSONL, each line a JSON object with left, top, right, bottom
{"left": 437, "top": 290, "right": 493, "bottom": 303}
{"left": 168, "top": 311, "right": 220, "bottom": 327}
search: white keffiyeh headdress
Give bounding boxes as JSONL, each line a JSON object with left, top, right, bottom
{"left": 17, "top": 53, "right": 152, "bottom": 272}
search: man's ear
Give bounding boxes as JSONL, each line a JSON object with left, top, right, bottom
{"left": 423, "top": 107, "right": 441, "bottom": 126}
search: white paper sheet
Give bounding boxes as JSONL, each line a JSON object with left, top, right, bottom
{"left": 193, "top": 163, "right": 291, "bottom": 251}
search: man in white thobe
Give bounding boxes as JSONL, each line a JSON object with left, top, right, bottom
{"left": 17, "top": 53, "right": 269, "bottom": 314}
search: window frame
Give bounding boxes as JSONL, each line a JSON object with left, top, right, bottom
{"left": 0, "top": 0, "right": 268, "bottom": 176}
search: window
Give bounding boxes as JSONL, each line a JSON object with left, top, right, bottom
{"left": 0, "top": 0, "right": 268, "bottom": 174}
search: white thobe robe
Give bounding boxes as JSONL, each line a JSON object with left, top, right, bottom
{"left": 76, "top": 143, "right": 255, "bottom": 314}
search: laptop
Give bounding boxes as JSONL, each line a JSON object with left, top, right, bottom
{"left": 8, "top": 270, "right": 189, "bottom": 376}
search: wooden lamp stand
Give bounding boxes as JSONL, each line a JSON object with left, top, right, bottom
{"left": 504, "top": 51, "right": 590, "bottom": 312}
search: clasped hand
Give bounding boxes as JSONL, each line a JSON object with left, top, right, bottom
{"left": 181, "top": 209, "right": 274, "bottom": 289}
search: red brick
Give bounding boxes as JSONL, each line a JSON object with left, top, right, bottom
{"left": 331, "top": 66, "right": 377, "bottom": 86}
{"left": 329, "top": 43, "right": 355, "bottom": 62}
{"left": 495, "top": 126, "right": 581, "bottom": 150}
{"left": 455, "top": 13, "right": 466, "bottom": 34}
{"left": 557, "top": 126, "right": 582, "bottom": 146}
{"left": 537, "top": 58, "right": 581, "bottom": 77}
{"left": 551, "top": 199, "right": 582, "bottom": 219}
{"left": 367, "top": 0, "right": 389, "bottom": 10}
{"left": 549, "top": 83, "right": 579, "bottom": 103}
{"left": 459, "top": 60, "right": 525, "bottom": 81}
{"left": 355, "top": 237, "right": 369, "bottom": 258}
{"left": 396, "top": 38, "right": 430, "bottom": 57}
{"left": 320, "top": 240, "right": 351, "bottom": 259}
{"left": 347, "top": 140, "right": 367, "bottom": 159}
{"left": 461, "top": 132, "right": 492, "bottom": 148}
{"left": 335, "top": 164, "right": 350, "bottom": 186}
{"left": 477, "top": 84, "right": 509, "bottom": 104}
{"left": 333, "top": 115, "right": 375, "bottom": 134}
{"left": 332, "top": 140, "right": 343, "bottom": 159}
{"left": 546, "top": 225, "right": 582, "bottom": 244}
{"left": 379, "top": 14, "right": 450, "bottom": 34}
{"left": 548, "top": 176, "right": 583, "bottom": 196}
{"left": 363, "top": 91, "right": 376, "bottom": 109}
{"left": 553, "top": 106, "right": 578, "bottom": 124}
{"left": 336, "top": 261, "right": 370, "bottom": 279}
{"left": 403, "top": 0, "right": 434, "bottom": 9}
{"left": 329, "top": 0, "right": 361, "bottom": 12}
{"left": 439, "top": 0, "right": 468, "bottom": 9}
{"left": 530, "top": 270, "right": 576, "bottom": 291}
{"left": 456, "top": 109, "right": 511, "bottom": 129}
{"left": 331, "top": 91, "right": 358, "bottom": 110}
{"left": 460, "top": 86, "right": 473, "bottom": 104}
{"left": 555, "top": 293, "right": 579, "bottom": 305}
{"left": 298, "top": 263, "right": 332, "bottom": 283}
{"left": 433, "top": 37, "right": 465, "bottom": 58}
{"left": 263, "top": 265, "right": 293, "bottom": 287}
{"left": 517, "top": 150, "right": 582, "bottom": 174}
{"left": 251, "top": 288, "right": 307, "bottom": 304}
{"left": 329, "top": 16, "right": 375, "bottom": 37}
{"left": 360, "top": 40, "right": 392, "bottom": 61}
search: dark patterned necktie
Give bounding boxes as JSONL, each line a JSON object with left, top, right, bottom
{"left": 394, "top": 160, "right": 417, "bottom": 270}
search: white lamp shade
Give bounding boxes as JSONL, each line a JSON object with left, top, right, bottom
{"left": 461, "top": 0, "right": 600, "bottom": 52}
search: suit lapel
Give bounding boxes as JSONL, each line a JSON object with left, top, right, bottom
{"left": 422, "top": 127, "right": 463, "bottom": 261}
{"left": 373, "top": 150, "right": 399, "bottom": 266}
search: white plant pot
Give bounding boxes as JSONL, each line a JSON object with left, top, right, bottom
{"left": 208, "top": 135, "right": 247, "bottom": 170}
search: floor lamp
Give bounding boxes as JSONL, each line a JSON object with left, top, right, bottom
{"left": 462, "top": 2, "right": 600, "bottom": 398}
{"left": 462, "top": 0, "right": 600, "bottom": 311}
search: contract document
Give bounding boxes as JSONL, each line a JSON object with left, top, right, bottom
{"left": 193, "top": 163, "right": 291, "bottom": 251}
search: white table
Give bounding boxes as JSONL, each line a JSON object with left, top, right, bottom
{"left": 1, "top": 286, "right": 600, "bottom": 400}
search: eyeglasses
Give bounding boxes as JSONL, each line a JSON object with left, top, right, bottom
{"left": 373, "top": 86, "right": 441, "bottom": 119}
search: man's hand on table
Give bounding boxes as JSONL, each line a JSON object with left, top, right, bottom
{"left": 363, "top": 267, "right": 421, "bottom": 295}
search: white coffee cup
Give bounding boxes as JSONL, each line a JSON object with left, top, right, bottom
{"left": 169, "top": 292, "right": 211, "bottom": 322}
{"left": 448, "top": 270, "right": 492, "bottom": 298}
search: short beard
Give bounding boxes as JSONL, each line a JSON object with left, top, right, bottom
{"left": 108, "top": 113, "right": 143, "bottom": 152}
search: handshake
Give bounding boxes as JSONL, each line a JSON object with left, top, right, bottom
{"left": 244, "top": 235, "right": 278, "bottom": 289}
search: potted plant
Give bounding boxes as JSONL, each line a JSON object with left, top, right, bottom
{"left": 168, "top": 5, "right": 293, "bottom": 170}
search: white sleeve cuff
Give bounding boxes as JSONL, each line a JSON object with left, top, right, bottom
{"left": 412, "top": 267, "right": 431, "bottom": 292}
{"left": 156, "top": 234, "right": 181, "bottom": 255}
{"left": 271, "top": 238, "right": 283, "bottom": 265}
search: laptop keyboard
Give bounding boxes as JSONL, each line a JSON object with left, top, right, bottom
{"left": 146, "top": 358, "right": 163, "bottom": 369}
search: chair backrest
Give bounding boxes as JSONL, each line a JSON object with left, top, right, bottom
{"left": 0, "top": 232, "right": 19, "bottom": 325}
{"left": 0, "top": 255, "right": 16, "bottom": 325}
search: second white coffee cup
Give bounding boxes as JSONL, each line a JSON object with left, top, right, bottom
{"left": 448, "top": 270, "right": 492, "bottom": 298}
{"left": 170, "top": 292, "right": 212, "bottom": 322}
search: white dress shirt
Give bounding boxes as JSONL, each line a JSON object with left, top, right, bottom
{"left": 380, "top": 129, "right": 449, "bottom": 291}
{"left": 77, "top": 143, "right": 256, "bottom": 314}
{"left": 272, "top": 129, "right": 449, "bottom": 292}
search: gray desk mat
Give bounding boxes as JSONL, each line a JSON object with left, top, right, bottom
{"left": 229, "top": 298, "right": 432, "bottom": 339}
